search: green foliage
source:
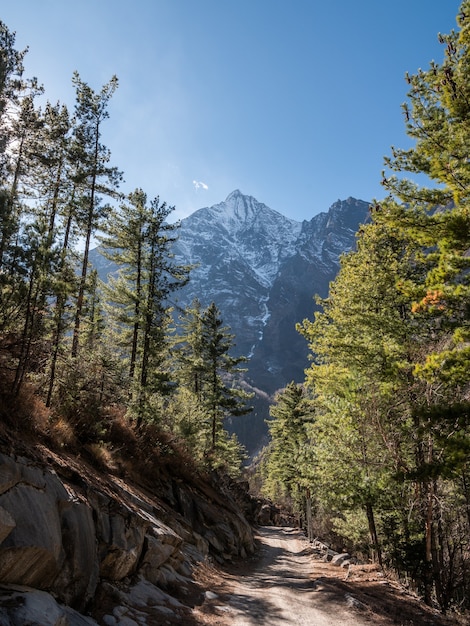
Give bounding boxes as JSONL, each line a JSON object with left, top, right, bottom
{"left": 200, "top": 302, "right": 252, "bottom": 449}
{"left": 262, "top": 383, "right": 315, "bottom": 508}
{"left": 70, "top": 72, "right": 122, "bottom": 358}
{"left": 100, "top": 190, "right": 190, "bottom": 424}
{"left": 0, "top": 19, "right": 250, "bottom": 490}
{"left": 295, "top": 2, "right": 470, "bottom": 609}
{"left": 172, "top": 300, "right": 252, "bottom": 474}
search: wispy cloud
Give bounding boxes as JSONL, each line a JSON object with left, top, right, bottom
{"left": 193, "top": 180, "right": 209, "bottom": 190}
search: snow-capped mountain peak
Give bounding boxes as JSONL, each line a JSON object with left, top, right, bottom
{"left": 175, "top": 190, "right": 303, "bottom": 288}
{"left": 90, "top": 191, "right": 370, "bottom": 455}
{"left": 169, "top": 191, "right": 370, "bottom": 454}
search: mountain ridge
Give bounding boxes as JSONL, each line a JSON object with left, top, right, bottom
{"left": 90, "top": 191, "right": 370, "bottom": 454}
{"left": 170, "top": 192, "right": 370, "bottom": 454}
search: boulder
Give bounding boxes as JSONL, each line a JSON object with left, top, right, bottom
{"left": 0, "top": 456, "right": 97, "bottom": 606}
{"left": 257, "top": 502, "right": 275, "bottom": 525}
{"left": 53, "top": 499, "right": 99, "bottom": 608}
{"left": 0, "top": 450, "right": 255, "bottom": 622}
{"left": 0, "top": 482, "right": 64, "bottom": 588}
{"left": 331, "top": 552, "right": 351, "bottom": 566}
{"left": 139, "top": 535, "right": 178, "bottom": 584}
{"left": 98, "top": 513, "right": 146, "bottom": 581}
{"left": 0, "top": 585, "right": 98, "bottom": 625}
{"left": 87, "top": 491, "right": 146, "bottom": 581}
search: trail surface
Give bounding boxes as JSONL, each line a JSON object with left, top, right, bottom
{"left": 196, "top": 526, "right": 456, "bottom": 626}
{"left": 211, "top": 526, "right": 372, "bottom": 626}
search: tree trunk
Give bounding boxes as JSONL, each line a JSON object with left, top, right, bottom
{"left": 423, "top": 479, "right": 434, "bottom": 606}
{"left": 46, "top": 203, "right": 74, "bottom": 407}
{"left": 366, "top": 501, "right": 382, "bottom": 567}
{"left": 305, "top": 488, "right": 314, "bottom": 543}
{"left": 129, "top": 237, "right": 142, "bottom": 385}
{"left": 71, "top": 123, "right": 99, "bottom": 358}
{"left": 12, "top": 274, "right": 39, "bottom": 395}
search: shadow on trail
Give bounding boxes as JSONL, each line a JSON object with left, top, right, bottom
{"left": 212, "top": 527, "right": 457, "bottom": 626}
{"left": 224, "top": 592, "right": 286, "bottom": 625}
{"left": 219, "top": 526, "right": 321, "bottom": 625}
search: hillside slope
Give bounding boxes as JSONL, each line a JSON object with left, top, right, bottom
{"left": 0, "top": 414, "right": 257, "bottom": 625}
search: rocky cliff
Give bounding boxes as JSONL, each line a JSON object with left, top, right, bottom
{"left": 171, "top": 192, "right": 371, "bottom": 453}
{"left": 90, "top": 191, "right": 370, "bottom": 455}
{"left": 171, "top": 192, "right": 370, "bottom": 382}
{"left": 0, "top": 439, "right": 256, "bottom": 625}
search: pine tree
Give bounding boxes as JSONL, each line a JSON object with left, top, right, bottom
{"left": 100, "top": 189, "right": 148, "bottom": 385}
{"left": 100, "top": 191, "right": 190, "bottom": 423}
{"left": 379, "top": 5, "right": 470, "bottom": 605}
{"left": 0, "top": 88, "right": 45, "bottom": 339}
{"left": 12, "top": 102, "right": 75, "bottom": 394}
{"left": 0, "top": 20, "right": 28, "bottom": 181}
{"left": 173, "top": 301, "right": 252, "bottom": 471}
{"left": 298, "top": 2, "right": 470, "bottom": 607}
{"left": 200, "top": 302, "right": 252, "bottom": 455}
{"left": 381, "top": 4, "right": 470, "bottom": 390}
{"left": 263, "top": 382, "right": 316, "bottom": 536}
{"left": 298, "top": 219, "right": 419, "bottom": 565}
{"left": 173, "top": 298, "right": 205, "bottom": 400}
{"left": 70, "top": 72, "right": 122, "bottom": 357}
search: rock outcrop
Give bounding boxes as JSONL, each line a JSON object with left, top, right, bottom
{"left": 0, "top": 450, "right": 255, "bottom": 624}
{"left": 90, "top": 192, "right": 370, "bottom": 456}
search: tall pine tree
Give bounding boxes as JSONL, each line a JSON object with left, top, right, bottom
{"left": 100, "top": 190, "right": 190, "bottom": 424}
{"left": 70, "top": 72, "right": 122, "bottom": 357}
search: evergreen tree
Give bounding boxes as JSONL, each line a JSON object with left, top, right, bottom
{"left": 12, "top": 102, "right": 75, "bottom": 394}
{"left": 379, "top": 5, "right": 470, "bottom": 605}
{"left": 200, "top": 302, "right": 252, "bottom": 454}
{"left": 381, "top": 3, "right": 470, "bottom": 388}
{"left": 70, "top": 72, "right": 122, "bottom": 357}
{"left": 298, "top": 2, "right": 470, "bottom": 607}
{"left": 263, "top": 382, "right": 316, "bottom": 536}
{"left": 172, "top": 301, "right": 252, "bottom": 471}
{"left": 0, "top": 20, "right": 28, "bottom": 182}
{"left": 298, "top": 218, "right": 419, "bottom": 564}
{"left": 100, "top": 191, "right": 190, "bottom": 423}
{"left": 173, "top": 298, "right": 205, "bottom": 400}
{"left": 100, "top": 189, "right": 149, "bottom": 384}
{"left": 0, "top": 88, "right": 45, "bottom": 338}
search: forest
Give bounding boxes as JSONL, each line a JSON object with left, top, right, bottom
{"left": 1, "top": 0, "right": 470, "bottom": 618}
{"left": 0, "top": 20, "right": 251, "bottom": 476}
{"left": 262, "top": 1, "right": 470, "bottom": 614}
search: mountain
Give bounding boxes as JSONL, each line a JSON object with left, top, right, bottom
{"left": 170, "top": 191, "right": 370, "bottom": 454}
{"left": 91, "top": 190, "right": 370, "bottom": 456}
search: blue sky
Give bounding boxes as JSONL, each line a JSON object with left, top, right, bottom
{"left": 2, "top": 1, "right": 462, "bottom": 222}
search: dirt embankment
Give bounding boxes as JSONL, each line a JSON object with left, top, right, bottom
{"left": 194, "top": 526, "right": 463, "bottom": 626}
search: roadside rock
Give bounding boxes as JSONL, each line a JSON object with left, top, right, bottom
{"left": 0, "top": 585, "right": 98, "bottom": 625}
{"left": 0, "top": 506, "right": 15, "bottom": 543}
{"left": 331, "top": 552, "right": 352, "bottom": 566}
{"left": 0, "top": 450, "right": 255, "bottom": 624}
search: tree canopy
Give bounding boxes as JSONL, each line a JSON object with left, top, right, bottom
{"left": 0, "top": 20, "right": 251, "bottom": 478}
{"left": 263, "top": 1, "right": 470, "bottom": 611}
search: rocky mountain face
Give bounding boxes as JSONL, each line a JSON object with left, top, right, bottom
{"left": 170, "top": 191, "right": 370, "bottom": 454}
{"left": 91, "top": 191, "right": 370, "bottom": 455}
{"left": 0, "top": 447, "right": 257, "bottom": 624}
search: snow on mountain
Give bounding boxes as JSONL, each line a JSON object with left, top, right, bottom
{"left": 170, "top": 192, "right": 370, "bottom": 454}
{"left": 173, "top": 190, "right": 302, "bottom": 290}
{"left": 90, "top": 191, "right": 370, "bottom": 455}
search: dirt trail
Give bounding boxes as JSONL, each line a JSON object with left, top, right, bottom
{"left": 196, "top": 526, "right": 458, "bottom": 626}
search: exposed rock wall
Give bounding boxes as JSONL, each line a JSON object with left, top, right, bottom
{"left": 90, "top": 193, "right": 371, "bottom": 456}
{"left": 0, "top": 452, "right": 255, "bottom": 624}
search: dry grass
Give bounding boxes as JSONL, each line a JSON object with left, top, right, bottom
{"left": 0, "top": 362, "right": 206, "bottom": 494}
